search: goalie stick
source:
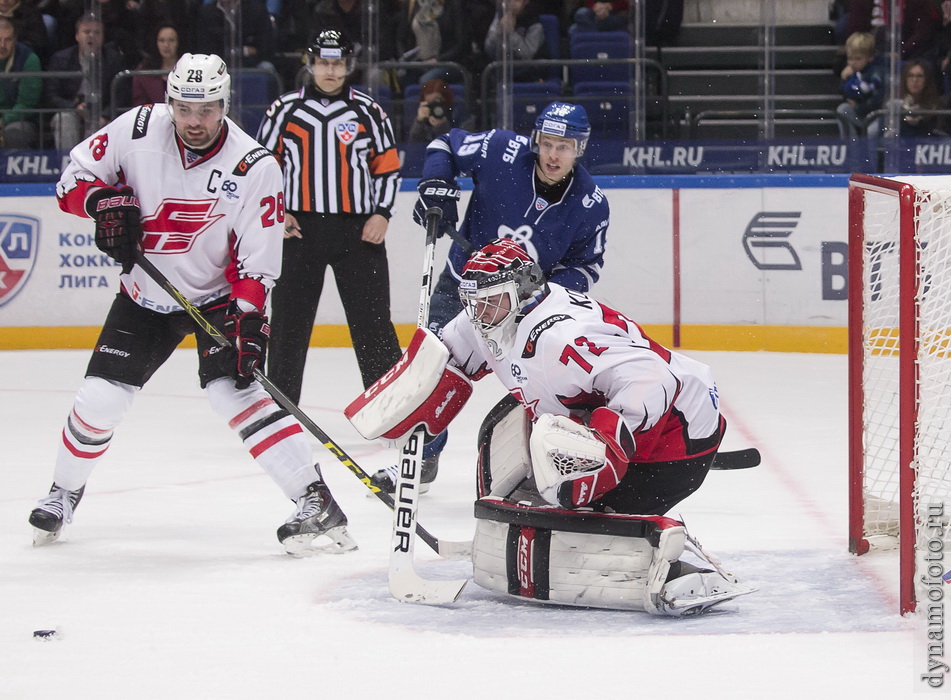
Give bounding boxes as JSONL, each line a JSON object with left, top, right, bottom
{"left": 712, "top": 448, "right": 761, "bottom": 470}
{"left": 389, "top": 207, "right": 468, "bottom": 605}
{"left": 134, "top": 252, "right": 470, "bottom": 561}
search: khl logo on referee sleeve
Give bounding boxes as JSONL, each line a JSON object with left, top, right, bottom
{"left": 742, "top": 211, "right": 802, "bottom": 270}
{"left": 0, "top": 215, "right": 39, "bottom": 307}
{"left": 335, "top": 122, "right": 359, "bottom": 144}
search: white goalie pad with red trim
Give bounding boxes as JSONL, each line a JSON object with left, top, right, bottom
{"left": 345, "top": 327, "right": 472, "bottom": 441}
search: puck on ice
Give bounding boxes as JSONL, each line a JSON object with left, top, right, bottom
{"left": 33, "top": 629, "right": 58, "bottom": 640}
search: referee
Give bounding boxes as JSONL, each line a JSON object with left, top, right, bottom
{"left": 257, "top": 29, "right": 403, "bottom": 403}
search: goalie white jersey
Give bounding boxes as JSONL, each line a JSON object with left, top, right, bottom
{"left": 56, "top": 104, "right": 286, "bottom": 312}
{"left": 441, "top": 284, "right": 723, "bottom": 463}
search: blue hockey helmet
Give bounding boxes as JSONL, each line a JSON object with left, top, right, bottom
{"left": 531, "top": 102, "right": 591, "bottom": 157}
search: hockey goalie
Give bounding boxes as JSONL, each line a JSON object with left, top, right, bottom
{"left": 346, "top": 239, "right": 755, "bottom": 616}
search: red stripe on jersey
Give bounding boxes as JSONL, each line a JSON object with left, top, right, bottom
{"left": 61, "top": 429, "right": 109, "bottom": 459}
{"left": 249, "top": 424, "right": 304, "bottom": 458}
{"left": 230, "top": 277, "right": 267, "bottom": 311}
{"left": 57, "top": 177, "right": 112, "bottom": 218}
{"left": 228, "top": 397, "right": 276, "bottom": 429}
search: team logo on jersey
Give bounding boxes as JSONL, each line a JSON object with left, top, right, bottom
{"left": 140, "top": 199, "right": 226, "bottom": 254}
{"left": 335, "top": 122, "right": 359, "bottom": 144}
{"left": 534, "top": 197, "right": 547, "bottom": 211}
{"left": 0, "top": 215, "right": 39, "bottom": 308}
{"left": 521, "top": 314, "right": 570, "bottom": 358}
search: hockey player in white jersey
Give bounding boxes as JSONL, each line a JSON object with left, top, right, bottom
{"left": 347, "top": 239, "right": 754, "bottom": 614}
{"left": 29, "top": 53, "right": 355, "bottom": 555}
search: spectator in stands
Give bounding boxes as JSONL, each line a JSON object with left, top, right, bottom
{"left": 191, "top": 0, "right": 275, "bottom": 71}
{"left": 568, "top": 2, "right": 628, "bottom": 35}
{"left": 139, "top": 0, "right": 192, "bottom": 47}
{"left": 836, "top": 31, "right": 886, "bottom": 138}
{"left": 842, "top": 0, "right": 939, "bottom": 61}
{"left": 896, "top": 59, "right": 946, "bottom": 137}
{"left": 408, "top": 77, "right": 453, "bottom": 142}
{"left": 0, "top": 0, "right": 49, "bottom": 64}
{"left": 131, "top": 23, "right": 182, "bottom": 107}
{"left": 45, "top": 12, "right": 123, "bottom": 150}
{"left": 483, "top": 0, "right": 549, "bottom": 83}
{"left": 460, "top": 0, "right": 495, "bottom": 80}
{"left": 97, "top": 0, "right": 144, "bottom": 69}
{"left": 396, "top": 0, "right": 468, "bottom": 86}
{"left": 0, "top": 16, "right": 41, "bottom": 147}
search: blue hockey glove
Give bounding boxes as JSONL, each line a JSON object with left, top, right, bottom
{"left": 413, "top": 177, "right": 460, "bottom": 236}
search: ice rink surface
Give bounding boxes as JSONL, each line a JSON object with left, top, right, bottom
{"left": 1, "top": 347, "right": 925, "bottom": 698}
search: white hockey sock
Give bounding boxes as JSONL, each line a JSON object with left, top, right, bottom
{"left": 205, "top": 378, "right": 316, "bottom": 499}
{"left": 54, "top": 377, "right": 136, "bottom": 491}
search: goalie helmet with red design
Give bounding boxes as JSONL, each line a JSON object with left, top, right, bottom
{"left": 458, "top": 239, "right": 548, "bottom": 358}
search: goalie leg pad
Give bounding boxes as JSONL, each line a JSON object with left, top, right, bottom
{"left": 471, "top": 497, "right": 687, "bottom": 611}
{"left": 345, "top": 327, "right": 472, "bottom": 441}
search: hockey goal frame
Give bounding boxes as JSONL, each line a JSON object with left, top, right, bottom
{"left": 848, "top": 173, "right": 951, "bottom": 616}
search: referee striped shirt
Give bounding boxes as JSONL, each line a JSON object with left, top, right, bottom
{"left": 256, "top": 85, "right": 401, "bottom": 217}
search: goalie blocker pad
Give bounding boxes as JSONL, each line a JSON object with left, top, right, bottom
{"left": 345, "top": 328, "right": 472, "bottom": 441}
{"left": 471, "top": 497, "right": 686, "bottom": 612}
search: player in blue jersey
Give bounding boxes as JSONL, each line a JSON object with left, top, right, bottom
{"left": 370, "top": 101, "right": 611, "bottom": 494}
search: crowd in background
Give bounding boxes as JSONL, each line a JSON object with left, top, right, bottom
{"left": 6, "top": 0, "right": 951, "bottom": 149}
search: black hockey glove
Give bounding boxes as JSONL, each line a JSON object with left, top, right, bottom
{"left": 224, "top": 300, "right": 270, "bottom": 390}
{"left": 87, "top": 186, "right": 143, "bottom": 274}
{"left": 413, "top": 177, "right": 460, "bottom": 236}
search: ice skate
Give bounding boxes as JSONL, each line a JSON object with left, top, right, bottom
{"left": 656, "top": 568, "right": 756, "bottom": 616}
{"left": 278, "top": 481, "right": 357, "bottom": 556}
{"left": 369, "top": 455, "right": 439, "bottom": 496}
{"left": 29, "top": 483, "right": 85, "bottom": 546}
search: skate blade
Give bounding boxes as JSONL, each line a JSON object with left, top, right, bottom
{"left": 663, "top": 583, "right": 757, "bottom": 616}
{"left": 32, "top": 527, "right": 62, "bottom": 547}
{"left": 283, "top": 526, "right": 358, "bottom": 557}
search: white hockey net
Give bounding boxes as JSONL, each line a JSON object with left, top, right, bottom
{"left": 850, "top": 175, "right": 951, "bottom": 615}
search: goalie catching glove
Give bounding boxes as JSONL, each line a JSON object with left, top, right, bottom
{"left": 345, "top": 327, "right": 472, "bottom": 443}
{"left": 223, "top": 300, "right": 270, "bottom": 390}
{"left": 87, "top": 186, "right": 143, "bottom": 274}
{"left": 530, "top": 407, "right": 636, "bottom": 508}
{"left": 413, "top": 177, "right": 460, "bottom": 236}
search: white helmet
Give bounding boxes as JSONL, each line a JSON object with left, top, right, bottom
{"left": 166, "top": 53, "right": 231, "bottom": 115}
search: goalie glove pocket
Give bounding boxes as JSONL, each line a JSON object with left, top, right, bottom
{"left": 530, "top": 410, "right": 634, "bottom": 508}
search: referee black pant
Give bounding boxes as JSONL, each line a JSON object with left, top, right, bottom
{"left": 267, "top": 211, "right": 402, "bottom": 404}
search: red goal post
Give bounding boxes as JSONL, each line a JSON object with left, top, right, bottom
{"left": 848, "top": 174, "right": 951, "bottom": 616}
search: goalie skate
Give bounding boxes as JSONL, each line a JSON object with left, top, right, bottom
{"left": 29, "top": 484, "right": 85, "bottom": 547}
{"left": 278, "top": 481, "right": 357, "bottom": 556}
{"left": 655, "top": 569, "right": 756, "bottom": 616}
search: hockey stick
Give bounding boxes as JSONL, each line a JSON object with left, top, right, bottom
{"left": 133, "top": 253, "right": 470, "bottom": 561}
{"left": 711, "top": 448, "right": 761, "bottom": 470}
{"left": 388, "top": 207, "right": 468, "bottom": 604}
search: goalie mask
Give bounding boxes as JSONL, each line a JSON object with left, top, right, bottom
{"left": 459, "top": 239, "right": 548, "bottom": 359}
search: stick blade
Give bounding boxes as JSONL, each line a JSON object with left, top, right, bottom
{"left": 436, "top": 539, "right": 472, "bottom": 560}
{"left": 389, "top": 571, "right": 468, "bottom": 605}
